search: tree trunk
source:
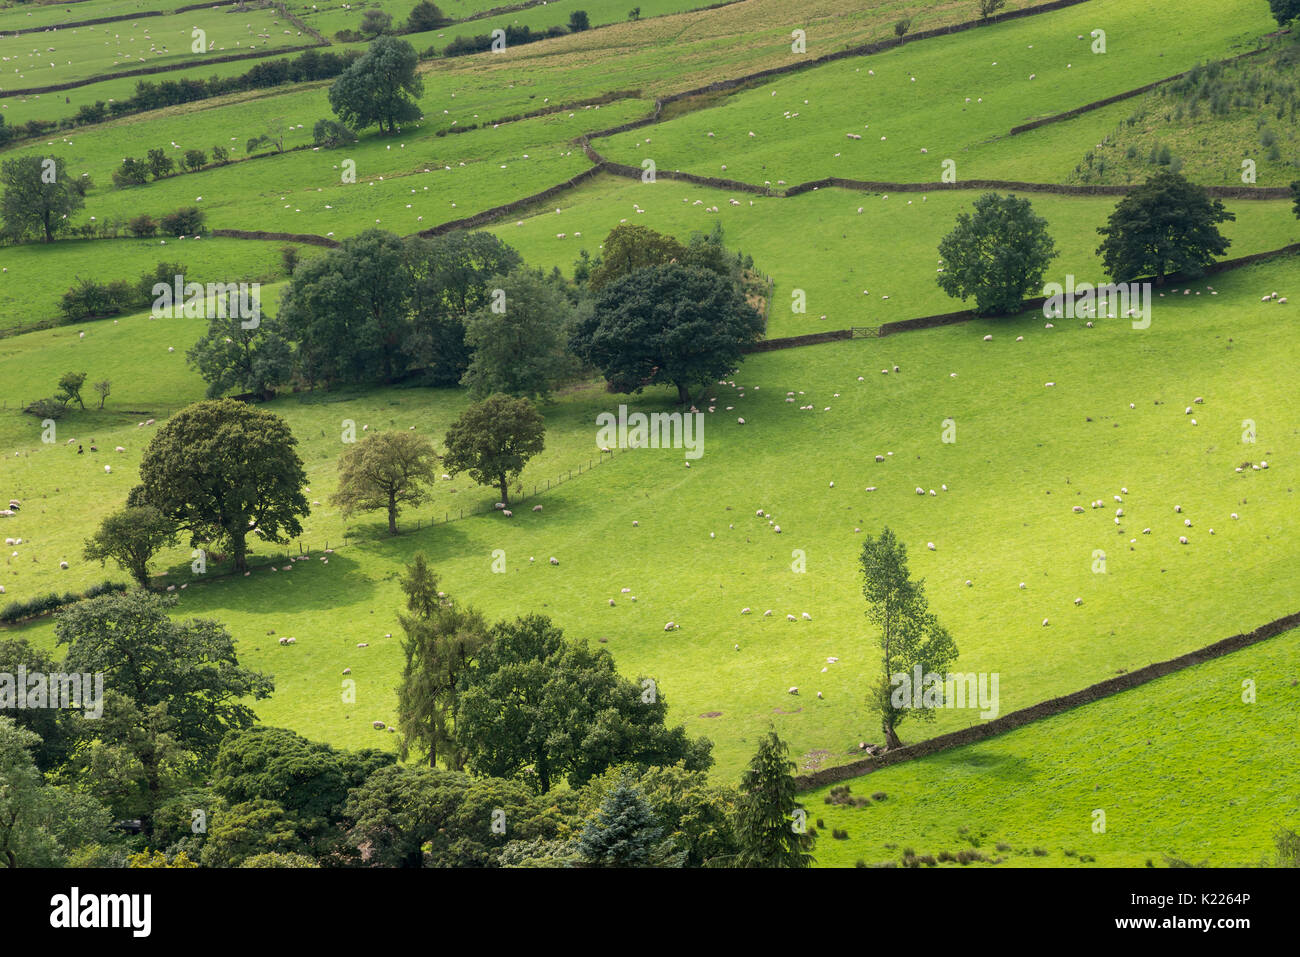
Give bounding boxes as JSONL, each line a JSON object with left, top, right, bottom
{"left": 233, "top": 532, "right": 248, "bottom": 573}
{"left": 387, "top": 490, "right": 398, "bottom": 535}
{"left": 676, "top": 381, "right": 690, "bottom": 406}
{"left": 498, "top": 476, "right": 509, "bottom": 506}
{"left": 883, "top": 722, "right": 902, "bottom": 750}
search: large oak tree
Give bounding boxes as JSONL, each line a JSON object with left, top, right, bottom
{"left": 130, "top": 399, "right": 310, "bottom": 571}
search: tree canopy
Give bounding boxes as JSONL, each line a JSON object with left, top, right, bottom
{"left": 457, "top": 614, "right": 712, "bottom": 793}
{"left": 1096, "top": 171, "right": 1235, "bottom": 284}
{"left": 130, "top": 399, "right": 310, "bottom": 571}
{"left": 936, "top": 192, "right": 1058, "bottom": 315}
{"left": 328, "top": 36, "right": 423, "bottom": 134}
{"left": 442, "top": 393, "right": 545, "bottom": 505}
{"left": 572, "top": 263, "right": 763, "bottom": 404}
{"left": 332, "top": 430, "right": 439, "bottom": 534}
{"left": 1, "top": 155, "right": 85, "bottom": 243}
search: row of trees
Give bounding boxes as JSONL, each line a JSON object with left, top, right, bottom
{"left": 81, "top": 390, "right": 547, "bottom": 585}
{"left": 59, "top": 260, "right": 199, "bottom": 323}
{"left": 0, "top": 581, "right": 814, "bottom": 868}
{"left": 934, "top": 171, "right": 1286, "bottom": 315}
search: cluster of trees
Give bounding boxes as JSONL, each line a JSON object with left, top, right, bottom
{"left": 23, "top": 371, "right": 111, "bottom": 421}
{"left": 330, "top": 394, "right": 543, "bottom": 537}
{"left": 936, "top": 171, "right": 1244, "bottom": 315}
{"left": 113, "top": 146, "right": 225, "bottom": 188}
{"left": 80, "top": 393, "right": 546, "bottom": 587}
{"left": 0, "top": 575, "right": 817, "bottom": 868}
{"left": 335, "top": 2, "right": 450, "bottom": 42}
{"left": 60, "top": 260, "right": 196, "bottom": 322}
{"left": 210, "top": 221, "right": 760, "bottom": 409}
{"left": 442, "top": 23, "right": 570, "bottom": 58}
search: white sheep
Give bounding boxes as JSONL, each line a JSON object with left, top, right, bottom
{"left": 533, "top": 505, "right": 542, "bottom": 512}
{"left": 549, "top": 557, "right": 559, "bottom": 565}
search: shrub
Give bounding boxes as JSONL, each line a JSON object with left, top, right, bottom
{"left": 112, "top": 156, "right": 150, "bottom": 188}
{"left": 159, "top": 206, "right": 205, "bottom": 236}
{"left": 127, "top": 214, "right": 158, "bottom": 237}
{"left": 0, "top": 580, "right": 126, "bottom": 622}
{"left": 312, "top": 118, "right": 358, "bottom": 148}
{"left": 22, "top": 397, "right": 68, "bottom": 420}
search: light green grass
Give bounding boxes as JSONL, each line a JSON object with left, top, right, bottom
{"left": 0, "top": 6, "right": 306, "bottom": 89}
{"left": 597, "top": 0, "right": 1279, "bottom": 186}
{"left": 804, "top": 626, "right": 1300, "bottom": 868}
{"left": 5, "top": 254, "right": 1297, "bottom": 783}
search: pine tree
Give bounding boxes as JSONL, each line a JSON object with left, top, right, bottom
{"left": 575, "top": 778, "right": 682, "bottom": 867}
{"left": 734, "top": 730, "right": 815, "bottom": 868}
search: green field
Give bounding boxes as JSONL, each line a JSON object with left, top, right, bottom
{"left": 2, "top": 0, "right": 1298, "bottom": 867}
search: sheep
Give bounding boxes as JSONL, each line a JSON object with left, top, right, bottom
{"left": 59, "top": 561, "right": 69, "bottom": 569}
{"left": 787, "top": 614, "right": 797, "bottom": 621}
{"left": 1143, "top": 528, "right": 1151, "bottom": 535}
{"left": 115, "top": 446, "right": 125, "bottom": 453}
{"left": 664, "top": 622, "right": 678, "bottom": 631}
{"left": 609, "top": 599, "right": 615, "bottom": 606}
{"left": 927, "top": 542, "right": 936, "bottom": 551}
{"left": 773, "top": 525, "right": 781, "bottom": 533}
{"left": 1175, "top": 505, "right": 1182, "bottom": 513}
{"left": 104, "top": 465, "right": 112, "bottom": 473}
{"left": 1042, "top": 618, "right": 1049, "bottom": 626}
{"left": 549, "top": 557, "right": 559, "bottom": 565}
{"left": 801, "top": 612, "right": 812, "bottom": 620}
{"left": 764, "top": 609, "right": 774, "bottom": 617}
{"left": 1019, "top": 582, "right": 1027, "bottom": 589}
{"left": 1072, "top": 505, "right": 1085, "bottom": 513}
{"left": 1074, "top": 598, "right": 1083, "bottom": 606}
{"left": 741, "top": 607, "right": 751, "bottom": 615}
{"left": 817, "top": 691, "right": 824, "bottom": 699}
{"left": 1179, "top": 536, "right": 1188, "bottom": 545}
{"left": 983, "top": 334, "right": 993, "bottom": 341}
{"left": 502, "top": 509, "right": 513, "bottom": 517}
{"left": 875, "top": 455, "right": 885, "bottom": 462}
{"left": 357, "top": 642, "right": 369, "bottom": 648}
{"left": 788, "top": 687, "right": 799, "bottom": 695}
{"left": 532, "top": 505, "right": 542, "bottom": 512}
{"left": 1231, "top": 513, "right": 1239, "bottom": 520}
{"left": 916, "top": 487, "right": 925, "bottom": 495}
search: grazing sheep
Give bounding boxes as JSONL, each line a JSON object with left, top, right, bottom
{"left": 965, "top": 580, "right": 973, "bottom": 587}
{"left": 1074, "top": 598, "right": 1083, "bottom": 606}
{"left": 115, "top": 446, "right": 125, "bottom": 453}
{"left": 1179, "top": 536, "right": 1188, "bottom": 545}
{"left": 787, "top": 614, "right": 796, "bottom": 622}
{"left": 1143, "top": 528, "right": 1151, "bottom": 535}
{"left": 927, "top": 542, "right": 936, "bottom": 550}
{"left": 801, "top": 612, "right": 811, "bottom": 620}
{"left": 764, "top": 609, "right": 774, "bottom": 617}
{"left": 549, "top": 557, "right": 559, "bottom": 565}
{"left": 773, "top": 525, "right": 781, "bottom": 533}
{"left": 788, "top": 687, "right": 799, "bottom": 695}
{"left": 741, "top": 607, "right": 751, "bottom": 615}
{"left": 502, "top": 509, "right": 513, "bottom": 517}
{"left": 59, "top": 561, "right": 69, "bottom": 569}
{"left": 664, "top": 622, "right": 678, "bottom": 631}
{"left": 1019, "top": 582, "right": 1027, "bottom": 589}
{"left": 1072, "top": 505, "right": 1085, "bottom": 513}
{"left": 533, "top": 505, "right": 543, "bottom": 512}
{"left": 1042, "top": 618, "right": 1049, "bottom": 626}
{"left": 609, "top": 599, "right": 616, "bottom": 606}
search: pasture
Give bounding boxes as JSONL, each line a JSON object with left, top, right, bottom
{"left": 1, "top": 0, "right": 1297, "bottom": 867}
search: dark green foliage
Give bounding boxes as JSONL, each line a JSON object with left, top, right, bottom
{"left": 575, "top": 777, "right": 683, "bottom": 867}
{"left": 734, "top": 729, "right": 815, "bottom": 868}
{"left": 442, "top": 393, "right": 545, "bottom": 505}
{"left": 329, "top": 36, "right": 424, "bottom": 134}
{"left": 936, "top": 192, "right": 1058, "bottom": 315}
{"left": 130, "top": 399, "right": 310, "bottom": 572}
{"left": 457, "top": 614, "right": 712, "bottom": 793}
{"left": 571, "top": 263, "right": 763, "bottom": 405}
{"left": 1, "top": 155, "right": 85, "bottom": 242}
{"left": 1096, "top": 170, "right": 1235, "bottom": 282}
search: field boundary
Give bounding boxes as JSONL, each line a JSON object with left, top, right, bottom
{"left": 1006, "top": 44, "right": 1276, "bottom": 136}
{"left": 0, "top": 41, "right": 327, "bottom": 98}
{"left": 0, "top": 0, "right": 244, "bottom": 36}
{"left": 794, "top": 608, "right": 1300, "bottom": 791}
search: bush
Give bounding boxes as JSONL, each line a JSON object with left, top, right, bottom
{"left": 312, "top": 117, "right": 358, "bottom": 148}
{"left": 112, "top": 156, "right": 150, "bottom": 188}
{"left": 127, "top": 214, "right": 158, "bottom": 238}
{"left": 22, "top": 397, "right": 68, "bottom": 420}
{"left": 159, "top": 206, "right": 205, "bottom": 236}
{"left": 60, "top": 278, "right": 133, "bottom": 322}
